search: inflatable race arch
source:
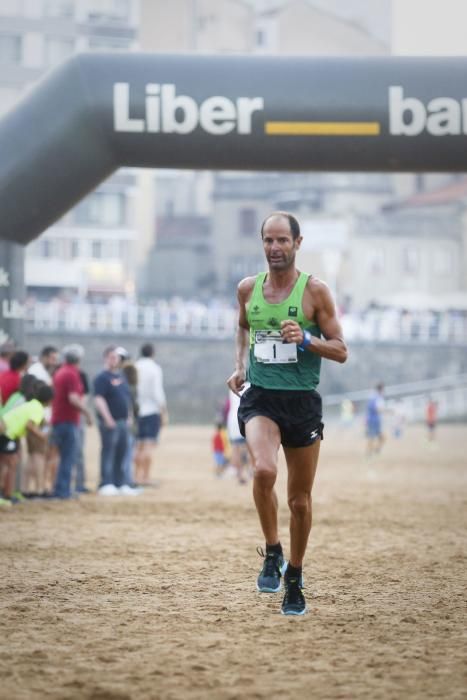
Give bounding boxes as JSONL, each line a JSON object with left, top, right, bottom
{"left": 2, "top": 53, "right": 467, "bottom": 244}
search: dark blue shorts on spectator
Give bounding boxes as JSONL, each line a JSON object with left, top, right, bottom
{"left": 137, "top": 413, "right": 161, "bottom": 441}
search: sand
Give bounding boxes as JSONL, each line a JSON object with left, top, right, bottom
{"left": 1, "top": 423, "right": 466, "bottom": 700}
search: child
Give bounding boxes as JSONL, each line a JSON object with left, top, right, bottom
{"left": 212, "top": 422, "right": 228, "bottom": 477}
{"left": 0, "top": 373, "right": 38, "bottom": 415}
{"left": 0, "top": 384, "right": 53, "bottom": 503}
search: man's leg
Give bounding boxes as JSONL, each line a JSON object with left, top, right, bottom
{"left": 280, "top": 440, "right": 321, "bottom": 615}
{"left": 245, "top": 416, "right": 282, "bottom": 545}
{"left": 114, "top": 422, "right": 130, "bottom": 488}
{"left": 245, "top": 416, "right": 287, "bottom": 593}
{"left": 53, "top": 423, "right": 78, "bottom": 499}
{"left": 98, "top": 425, "right": 117, "bottom": 487}
{"left": 284, "top": 440, "right": 321, "bottom": 568}
{"left": 134, "top": 440, "right": 143, "bottom": 483}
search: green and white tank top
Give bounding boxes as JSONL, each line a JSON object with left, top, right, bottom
{"left": 246, "top": 271, "right": 321, "bottom": 391}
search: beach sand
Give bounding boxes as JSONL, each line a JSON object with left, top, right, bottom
{"left": 1, "top": 423, "right": 466, "bottom": 700}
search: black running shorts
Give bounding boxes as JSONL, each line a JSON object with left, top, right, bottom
{"left": 238, "top": 385, "right": 323, "bottom": 448}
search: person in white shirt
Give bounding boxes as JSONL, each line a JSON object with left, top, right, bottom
{"left": 134, "top": 343, "right": 168, "bottom": 485}
{"left": 27, "top": 346, "right": 59, "bottom": 386}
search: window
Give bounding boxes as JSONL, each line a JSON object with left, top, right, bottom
{"left": 87, "top": 0, "right": 130, "bottom": 22}
{"left": 433, "top": 248, "right": 453, "bottom": 276}
{"left": 40, "top": 239, "right": 58, "bottom": 258}
{"left": 45, "top": 37, "right": 74, "bottom": 66}
{"left": 0, "top": 34, "right": 22, "bottom": 64}
{"left": 71, "top": 239, "right": 80, "bottom": 258}
{"left": 44, "top": 0, "right": 74, "bottom": 18}
{"left": 255, "top": 30, "right": 265, "bottom": 47}
{"left": 74, "top": 192, "right": 125, "bottom": 226}
{"left": 92, "top": 240, "right": 102, "bottom": 259}
{"left": 366, "top": 248, "right": 385, "bottom": 275}
{"left": 239, "top": 208, "right": 257, "bottom": 237}
{"left": 403, "top": 246, "right": 419, "bottom": 275}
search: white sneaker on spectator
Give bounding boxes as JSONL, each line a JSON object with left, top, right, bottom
{"left": 119, "top": 484, "right": 141, "bottom": 496}
{"left": 98, "top": 484, "right": 119, "bottom": 496}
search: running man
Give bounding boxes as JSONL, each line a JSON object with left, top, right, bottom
{"left": 227, "top": 211, "right": 347, "bottom": 616}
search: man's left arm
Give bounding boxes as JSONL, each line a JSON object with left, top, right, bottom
{"left": 282, "top": 280, "right": 347, "bottom": 363}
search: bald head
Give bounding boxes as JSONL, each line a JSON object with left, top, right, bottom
{"left": 261, "top": 211, "right": 301, "bottom": 241}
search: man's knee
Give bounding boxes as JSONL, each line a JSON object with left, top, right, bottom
{"left": 252, "top": 457, "right": 277, "bottom": 488}
{"left": 288, "top": 493, "right": 311, "bottom": 517}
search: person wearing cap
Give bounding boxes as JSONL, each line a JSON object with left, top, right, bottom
{"left": 51, "top": 345, "right": 93, "bottom": 499}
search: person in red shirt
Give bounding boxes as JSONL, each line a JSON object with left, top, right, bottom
{"left": 0, "top": 351, "right": 29, "bottom": 405}
{"left": 51, "top": 345, "right": 92, "bottom": 499}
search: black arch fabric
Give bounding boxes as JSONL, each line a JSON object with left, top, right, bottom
{"left": 1, "top": 53, "right": 467, "bottom": 244}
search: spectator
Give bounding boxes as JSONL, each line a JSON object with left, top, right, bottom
{"left": 73, "top": 368, "right": 91, "bottom": 494}
{"left": 366, "top": 382, "right": 385, "bottom": 456}
{"left": 94, "top": 346, "right": 138, "bottom": 496}
{"left": 27, "top": 346, "right": 59, "bottom": 385}
{"left": 226, "top": 389, "right": 251, "bottom": 484}
{"left": 116, "top": 347, "right": 138, "bottom": 488}
{"left": 426, "top": 397, "right": 438, "bottom": 441}
{"left": 134, "top": 343, "right": 168, "bottom": 486}
{"left": 0, "top": 383, "right": 53, "bottom": 503}
{"left": 27, "top": 346, "right": 59, "bottom": 494}
{"left": 212, "top": 422, "right": 228, "bottom": 477}
{"left": 0, "top": 351, "right": 29, "bottom": 405}
{"left": 51, "top": 345, "right": 92, "bottom": 500}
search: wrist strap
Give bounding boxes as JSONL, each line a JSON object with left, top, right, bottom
{"left": 298, "top": 330, "right": 313, "bottom": 350}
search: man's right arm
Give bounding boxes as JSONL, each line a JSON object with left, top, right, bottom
{"left": 69, "top": 392, "right": 93, "bottom": 426}
{"left": 92, "top": 374, "right": 114, "bottom": 428}
{"left": 227, "top": 277, "right": 254, "bottom": 396}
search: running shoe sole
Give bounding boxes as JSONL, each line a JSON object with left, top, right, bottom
{"left": 281, "top": 606, "right": 308, "bottom": 616}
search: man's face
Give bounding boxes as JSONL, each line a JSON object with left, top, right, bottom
{"left": 106, "top": 350, "right": 120, "bottom": 371}
{"left": 261, "top": 216, "right": 302, "bottom": 271}
{"left": 43, "top": 352, "right": 59, "bottom": 372}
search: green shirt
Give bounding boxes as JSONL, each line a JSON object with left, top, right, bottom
{"left": 2, "top": 399, "right": 44, "bottom": 439}
{"left": 246, "top": 271, "right": 321, "bottom": 391}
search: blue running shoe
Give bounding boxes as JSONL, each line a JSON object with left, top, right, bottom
{"left": 281, "top": 569, "right": 307, "bottom": 616}
{"left": 256, "top": 546, "right": 286, "bottom": 593}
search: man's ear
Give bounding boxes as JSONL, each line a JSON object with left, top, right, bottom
{"left": 295, "top": 236, "right": 303, "bottom": 250}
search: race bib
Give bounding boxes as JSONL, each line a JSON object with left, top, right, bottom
{"left": 254, "top": 330, "right": 298, "bottom": 363}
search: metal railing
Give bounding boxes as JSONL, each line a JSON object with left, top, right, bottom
{"left": 324, "top": 374, "right": 467, "bottom": 422}
{"left": 25, "top": 302, "right": 467, "bottom": 343}
{"left": 26, "top": 303, "right": 238, "bottom": 338}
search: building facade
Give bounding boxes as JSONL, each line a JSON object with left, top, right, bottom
{"left": 0, "top": 0, "right": 140, "bottom": 300}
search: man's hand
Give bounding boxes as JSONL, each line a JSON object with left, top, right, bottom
{"left": 280, "top": 320, "right": 304, "bottom": 344}
{"left": 227, "top": 369, "right": 246, "bottom": 397}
